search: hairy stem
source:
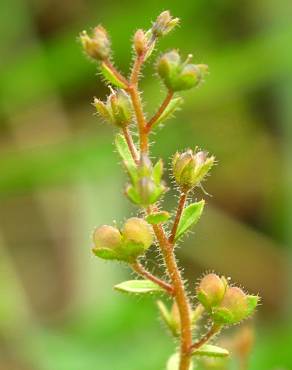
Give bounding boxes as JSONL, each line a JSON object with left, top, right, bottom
{"left": 146, "top": 90, "right": 174, "bottom": 132}
{"left": 122, "top": 126, "right": 139, "bottom": 164}
{"left": 169, "top": 192, "right": 188, "bottom": 244}
{"left": 128, "top": 87, "right": 148, "bottom": 154}
{"left": 127, "top": 49, "right": 192, "bottom": 370}
{"left": 152, "top": 223, "right": 193, "bottom": 370}
{"left": 190, "top": 324, "right": 221, "bottom": 353}
{"left": 131, "top": 261, "right": 174, "bottom": 295}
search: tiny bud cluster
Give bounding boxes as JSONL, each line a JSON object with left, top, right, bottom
{"left": 92, "top": 217, "right": 153, "bottom": 262}
{"left": 80, "top": 25, "right": 111, "bottom": 61}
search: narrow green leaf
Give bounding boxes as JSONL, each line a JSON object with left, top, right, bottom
{"left": 167, "top": 353, "right": 193, "bottom": 370}
{"left": 115, "top": 134, "right": 137, "bottom": 181}
{"left": 175, "top": 200, "right": 205, "bottom": 241}
{"left": 114, "top": 280, "right": 164, "bottom": 294}
{"left": 100, "top": 62, "right": 127, "bottom": 88}
{"left": 191, "top": 344, "right": 229, "bottom": 358}
{"left": 157, "top": 300, "right": 179, "bottom": 337}
{"left": 146, "top": 211, "right": 170, "bottom": 225}
{"left": 154, "top": 97, "right": 184, "bottom": 128}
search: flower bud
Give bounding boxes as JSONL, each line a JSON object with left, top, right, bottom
{"left": 125, "top": 156, "right": 167, "bottom": 207}
{"left": 109, "top": 89, "right": 132, "bottom": 127}
{"left": 212, "top": 287, "right": 249, "bottom": 325}
{"left": 172, "top": 149, "right": 215, "bottom": 191}
{"left": 133, "top": 29, "right": 148, "bottom": 56}
{"left": 93, "top": 89, "right": 132, "bottom": 128}
{"left": 157, "top": 50, "right": 208, "bottom": 92}
{"left": 197, "top": 273, "right": 227, "bottom": 310}
{"left": 152, "top": 11, "right": 179, "bottom": 37}
{"left": 80, "top": 25, "right": 111, "bottom": 61}
{"left": 92, "top": 225, "right": 122, "bottom": 260}
{"left": 122, "top": 217, "right": 153, "bottom": 250}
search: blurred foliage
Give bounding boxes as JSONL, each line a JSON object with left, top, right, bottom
{"left": 0, "top": 0, "right": 292, "bottom": 369}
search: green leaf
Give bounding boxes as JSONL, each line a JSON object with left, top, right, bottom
{"left": 154, "top": 97, "right": 183, "bottom": 128}
{"left": 191, "top": 344, "right": 229, "bottom": 358}
{"left": 146, "top": 211, "right": 170, "bottom": 225}
{"left": 157, "top": 300, "right": 179, "bottom": 337}
{"left": 115, "top": 134, "right": 137, "bottom": 181}
{"left": 114, "top": 280, "right": 164, "bottom": 294}
{"left": 167, "top": 353, "right": 193, "bottom": 370}
{"left": 100, "top": 62, "right": 127, "bottom": 88}
{"left": 175, "top": 200, "right": 205, "bottom": 241}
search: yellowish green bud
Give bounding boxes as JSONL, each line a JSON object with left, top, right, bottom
{"left": 133, "top": 29, "right": 148, "bottom": 56}
{"left": 197, "top": 273, "right": 227, "bottom": 310}
{"left": 152, "top": 11, "right": 179, "bottom": 37}
{"left": 172, "top": 149, "right": 215, "bottom": 191}
{"left": 93, "top": 89, "right": 132, "bottom": 128}
{"left": 80, "top": 25, "right": 111, "bottom": 61}
{"left": 92, "top": 225, "right": 122, "bottom": 260}
{"left": 157, "top": 50, "right": 208, "bottom": 92}
{"left": 212, "top": 287, "right": 259, "bottom": 325}
{"left": 122, "top": 217, "right": 153, "bottom": 250}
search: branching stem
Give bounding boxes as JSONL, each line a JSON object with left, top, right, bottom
{"left": 131, "top": 261, "right": 174, "bottom": 295}
{"left": 127, "top": 46, "right": 192, "bottom": 370}
{"left": 169, "top": 192, "right": 188, "bottom": 244}
{"left": 146, "top": 90, "right": 174, "bottom": 132}
{"left": 189, "top": 324, "right": 221, "bottom": 353}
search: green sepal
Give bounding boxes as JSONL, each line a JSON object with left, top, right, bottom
{"left": 115, "top": 134, "right": 138, "bottom": 182}
{"left": 175, "top": 200, "right": 205, "bottom": 241}
{"left": 191, "top": 344, "right": 229, "bottom": 358}
{"left": 92, "top": 247, "right": 119, "bottom": 261}
{"left": 167, "top": 353, "right": 193, "bottom": 370}
{"left": 153, "top": 159, "right": 164, "bottom": 184}
{"left": 153, "top": 97, "right": 184, "bottom": 128}
{"left": 157, "top": 300, "right": 179, "bottom": 337}
{"left": 100, "top": 62, "right": 127, "bottom": 89}
{"left": 246, "top": 295, "right": 259, "bottom": 315}
{"left": 118, "top": 241, "right": 146, "bottom": 263}
{"left": 146, "top": 211, "right": 170, "bottom": 225}
{"left": 114, "top": 279, "right": 164, "bottom": 294}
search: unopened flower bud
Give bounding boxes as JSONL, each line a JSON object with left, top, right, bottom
{"left": 93, "top": 89, "right": 132, "bottom": 128}
{"left": 197, "top": 273, "right": 227, "bottom": 310}
{"left": 123, "top": 217, "right": 153, "bottom": 250}
{"left": 152, "top": 11, "right": 179, "bottom": 37}
{"left": 109, "top": 89, "right": 132, "bottom": 127}
{"left": 92, "top": 225, "right": 122, "bottom": 260}
{"left": 213, "top": 287, "right": 249, "bottom": 325}
{"left": 157, "top": 50, "right": 208, "bottom": 92}
{"left": 134, "top": 29, "right": 148, "bottom": 56}
{"left": 80, "top": 25, "right": 111, "bottom": 61}
{"left": 172, "top": 149, "right": 215, "bottom": 191}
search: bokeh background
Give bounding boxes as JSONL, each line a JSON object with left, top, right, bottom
{"left": 1, "top": 0, "right": 292, "bottom": 369}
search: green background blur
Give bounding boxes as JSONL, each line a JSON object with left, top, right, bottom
{"left": 0, "top": 0, "right": 292, "bottom": 369}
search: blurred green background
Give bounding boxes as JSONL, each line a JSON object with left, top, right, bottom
{"left": 0, "top": 0, "right": 292, "bottom": 369}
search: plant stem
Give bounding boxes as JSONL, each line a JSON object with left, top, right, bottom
{"left": 146, "top": 90, "right": 174, "bottom": 132}
{"left": 189, "top": 324, "right": 221, "bottom": 353}
{"left": 152, "top": 223, "right": 193, "bottom": 370}
{"left": 122, "top": 126, "right": 139, "bottom": 165}
{"left": 127, "top": 49, "right": 192, "bottom": 370}
{"left": 169, "top": 192, "right": 188, "bottom": 244}
{"left": 127, "top": 86, "right": 148, "bottom": 154}
{"left": 131, "top": 261, "right": 174, "bottom": 295}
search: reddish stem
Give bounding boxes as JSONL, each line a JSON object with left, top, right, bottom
{"left": 169, "top": 192, "right": 188, "bottom": 244}
{"left": 189, "top": 324, "right": 221, "bottom": 353}
{"left": 131, "top": 261, "right": 174, "bottom": 295}
{"left": 146, "top": 90, "right": 174, "bottom": 132}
